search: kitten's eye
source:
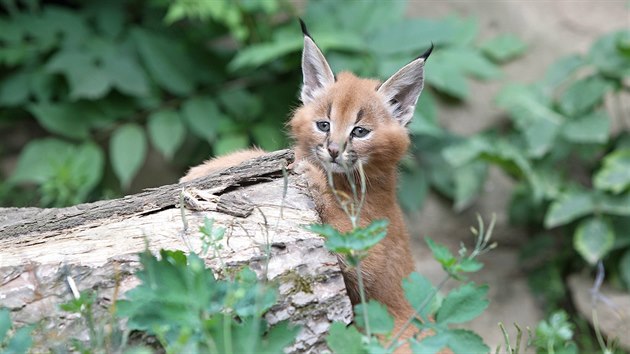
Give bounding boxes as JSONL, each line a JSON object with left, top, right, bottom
{"left": 316, "top": 121, "right": 330, "bottom": 132}
{"left": 351, "top": 126, "right": 370, "bottom": 138}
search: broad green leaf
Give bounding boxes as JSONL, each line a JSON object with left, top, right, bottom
{"left": 229, "top": 37, "right": 301, "bottom": 71}
{"left": 496, "top": 84, "right": 564, "bottom": 126}
{"left": 398, "top": 168, "right": 428, "bottom": 211}
{"left": 453, "top": 161, "right": 488, "bottom": 211}
{"left": 217, "top": 88, "right": 262, "bottom": 121}
{"left": 425, "top": 54, "right": 469, "bottom": 99}
{"left": 597, "top": 192, "right": 630, "bottom": 216}
{"left": 252, "top": 124, "right": 284, "bottom": 151}
{"left": 559, "top": 76, "right": 610, "bottom": 117}
{"left": 562, "top": 111, "right": 610, "bottom": 144}
{"left": 181, "top": 97, "right": 226, "bottom": 143}
{"left": 147, "top": 109, "right": 185, "bottom": 160}
{"left": 620, "top": 250, "right": 630, "bottom": 289}
{"left": 574, "top": 217, "right": 614, "bottom": 264}
{"left": 480, "top": 34, "right": 527, "bottom": 63}
{"left": 425, "top": 237, "right": 456, "bottom": 268}
{"left": 306, "top": 0, "right": 406, "bottom": 35}
{"left": 105, "top": 54, "right": 150, "bottom": 97}
{"left": 326, "top": 322, "right": 367, "bottom": 354}
{"left": 589, "top": 30, "right": 630, "bottom": 78}
{"left": 594, "top": 148, "right": 630, "bottom": 194}
{"left": 544, "top": 190, "right": 594, "bottom": 228}
{"left": 260, "top": 321, "right": 300, "bottom": 354}
{"left": 354, "top": 300, "right": 394, "bottom": 335}
{"left": 10, "top": 139, "right": 72, "bottom": 184}
{"left": 435, "top": 283, "right": 489, "bottom": 325}
{"left": 442, "top": 136, "right": 491, "bottom": 167}
{"left": 109, "top": 124, "right": 147, "bottom": 188}
{"left": 415, "top": 90, "right": 438, "bottom": 125}
{"left": 132, "top": 28, "right": 198, "bottom": 95}
{"left": 28, "top": 103, "right": 91, "bottom": 139}
{"left": 0, "top": 308, "right": 10, "bottom": 342}
{"left": 369, "top": 18, "right": 459, "bottom": 55}
{"left": 523, "top": 119, "right": 560, "bottom": 158}
{"left": 0, "top": 70, "right": 30, "bottom": 105}
{"left": 540, "top": 54, "right": 585, "bottom": 92}
{"left": 402, "top": 272, "right": 437, "bottom": 319}
{"left": 5, "top": 326, "right": 33, "bottom": 354}
{"left": 214, "top": 133, "right": 249, "bottom": 155}
{"left": 440, "top": 47, "right": 502, "bottom": 80}
{"left": 411, "top": 329, "right": 488, "bottom": 354}
{"left": 46, "top": 50, "right": 111, "bottom": 99}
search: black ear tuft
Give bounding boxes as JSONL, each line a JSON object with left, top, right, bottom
{"left": 299, "top": 18, "right": 311, "bottom": 38}
{"left": 417, "top": 42, "right": 434, "bottom": 61}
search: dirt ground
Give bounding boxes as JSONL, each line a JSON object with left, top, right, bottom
{"left": 406, "top": 0, "right": 629, "bottom": 349}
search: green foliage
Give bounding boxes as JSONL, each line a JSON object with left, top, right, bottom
{"left": 440, "top": 28, "right": 630, "bottom": 290}
{"left": 0, "top": 308, "right": 33, "bottom": 354}
{"left": 533, "top": 311, "right": 578, "bottom": 354}
{"left": 311, "top": 216, "right": 495, "bottom": 354}
{"left": 116, "top": 249, "right": 296, "bottom": 353}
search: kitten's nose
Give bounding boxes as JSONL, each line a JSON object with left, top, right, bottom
{"left": 327, "top": 142, "right": 339, "bottom": 160}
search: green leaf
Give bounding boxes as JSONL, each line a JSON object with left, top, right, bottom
{"left": 0, "top": 308, "right": 11, "bottom": 342}
{"left": 307, "top": 220, "right": 389, "bottom": 254}
{"left": 442, "top": 136, "right": 491, "bottom": 167}
{"left": 589, "top": 30, "right": 630, "bottom": 78}
{"left": 46, "top": 49, "right": 111, "bottom": 99}
{"left": 411, "top": 329, "right": 488, "bottom": 354}
{"left": 594, "top": 148, "right": 630, "bottom": 194}
{"left": 0, "top": 70, "right": 30, "bottom": 105}
{"left": 326, "top": 322, "right": 366, "bottom": 354}
{"left": 110, "top": 124, "right": 147, "bottom": 189}
{"left": 458, "top": 258, "right": 484, "bottom": 273}
{"left": 402, "top": 272, "right": 438, "bottom": 320}
{"left": 132, "top": 28, "right": 198, "bottom": 95}
{"left": 441, "top": 47, "right": 502, "bottom": 80}
{"left": 523, "top": 119, "right": 560, "bottom": 158}
{"left": 182, "top": 97, "right": 226, "bottom": 143}
{"left": 435, "top": 283, "right": 489, "bottom": 325}
{"left": 496, "top": 84, "right": 564, "bottom": 127}
{"left": 574, "top": 217, "right": 615, "bottom": 264}
{"left": 414, "top": 90, "right": 438, "bottom": 125}
{"left": 540, "top": 54, "right": 585, "bottom": 92}
{"left": 252, "top": 124, "right": 284, "bottom": 151}
{"left": 480, "top": 34, "right": 527, "bottom": 63}
{"left": 558, "top": 76, "right": 610, "bottom": 117}
{"left": 425, "top": 237, "right": 456, "bottom": 268}
{"left": 598, "top": 192, "right": 630, "bottom": 216}
{"left": 425, "top": 56, "right": 469, "bottom": 99}
{"left": 217, "top": 88, "right": 262, "bottom": 121}
{"left": 369, "top": 18, "right": 459, "bottom": 55}
{"left": 5, "top": 326, "right": 33, "bottom": 354}
{"left": 147, "top": 109, "right": 185, "bottom": 160}
{"left": 453, "top": 161, "right": 487, "bottom": 211}
{"left": 562, "top": 111, "right": 610, "bottom": 144}
{"left": 354, "top": 300, "right": 394, "bottom": 335}
{"left": 260, "top": 321, "right": 300, "bottom": 354}
{"left": 620, "top": 249, "right": 630, "bottom": 289}
{"left": 544, "top": 190, "right": 594, "bottom": 228}
{"left": 398, "top": 168, "right": 428, "bottom": 211}
{"left": 27, "top": 103, "right": 91, "bottom": 139}
{"left": 534, "top": 311, "right": 575, "bottom": 352}
{"left": 10, "top": 139, "right": 104, "bottom": 203}
{"left": 214, "top": 133, "right": 249, "bottom": 155}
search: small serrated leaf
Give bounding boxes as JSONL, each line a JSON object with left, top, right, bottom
{"left": 402, "top": 272, "right": 437, "bottom": 319}
{"left": 110, "top": 124, "right": 147, "bottom": 189}
{"left": 425, "top": 237, "right": 456, "bottom": 268}
{"left": 436, "top": 283, "right": 489, "bottom": 325}
{"left": 354, "top": 300, "right": 394, "bottom": 335}
{"left": 326, "top": 322, "right": 367, "bottom": 354}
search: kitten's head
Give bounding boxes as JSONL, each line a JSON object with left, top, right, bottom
{"left": 290, "top": 20, "right": 432, "bottom": 175}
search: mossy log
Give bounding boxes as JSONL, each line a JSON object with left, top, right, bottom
{"left": 0, "top": 149, "right": 352, "bottom": 353}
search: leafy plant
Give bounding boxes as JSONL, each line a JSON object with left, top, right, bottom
{"left": 1, "top": 0, "right": 520, "bottom": 208}
{"left": 0, "top": 308, "right": 33, "bottom": 354}
{"left": 441, "top": 29, "right": 630, "bottom": 300}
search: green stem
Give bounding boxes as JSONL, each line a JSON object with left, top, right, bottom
{"left": 223, "top": 312, "right": 233, "bottom": 354}
{"left": 355, "top": 261, "right": 371, "bottom": 338}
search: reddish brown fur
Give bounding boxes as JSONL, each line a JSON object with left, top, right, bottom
{"left": 182, "top": 73, "right": 435, "bottom": 352}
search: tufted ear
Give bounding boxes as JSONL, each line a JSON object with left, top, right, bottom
{"left": 377, "top": 44, "right": 433, "bottom": 127}
{"left": 300, "top": 19, "right": 335, "bottom": 104}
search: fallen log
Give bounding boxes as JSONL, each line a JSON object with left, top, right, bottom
{"left": 0, "top": 149, "right": 352, "bottom": 353}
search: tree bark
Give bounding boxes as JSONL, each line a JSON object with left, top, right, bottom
{"left": 0, "top": 149, "right": 352, "bottom": 353}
